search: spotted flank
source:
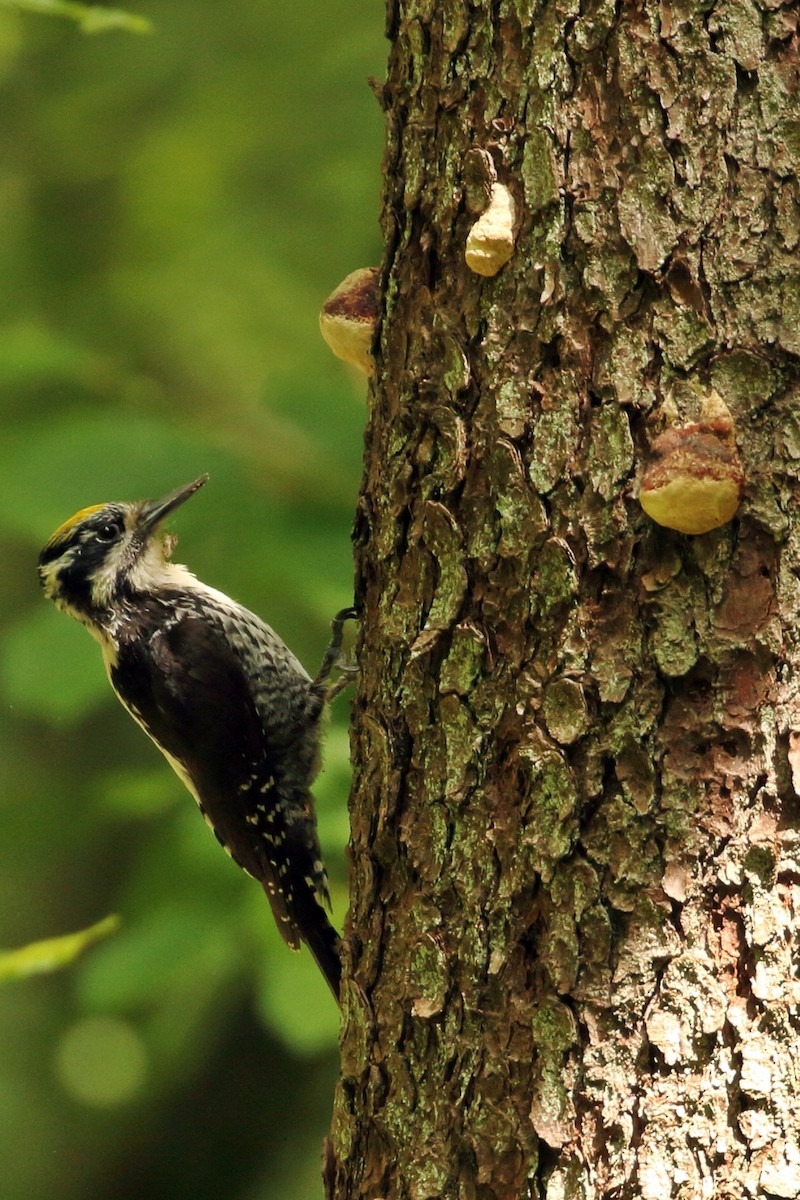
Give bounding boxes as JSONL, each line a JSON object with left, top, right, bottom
{"left": 242, "top": 786, "right": 330, "bottom": 913}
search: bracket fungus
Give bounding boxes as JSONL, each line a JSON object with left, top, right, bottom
{"left": 639, "top": 394, "right": 745, "bottom": 535}
{"left": 319, "top": 267, "right": 380, "bottom": 376}
{"left": 465, "top": 182, "right": 517, "bottom": 277}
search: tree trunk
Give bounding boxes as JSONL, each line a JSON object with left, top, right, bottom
{"left": 330, "top": 3, "right": 800, "bottom": 1198}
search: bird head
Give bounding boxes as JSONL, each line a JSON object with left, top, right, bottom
{"left": 38, "top": 475, "right": 209, "bottom": 620}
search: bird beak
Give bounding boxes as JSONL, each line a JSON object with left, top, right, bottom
{"left": 139, "top": 475, "right": 209, "bottom": 533}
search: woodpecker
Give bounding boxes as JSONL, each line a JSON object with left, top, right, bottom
{"left": 38, "top": 475, "right": 353, "bottom": 1001}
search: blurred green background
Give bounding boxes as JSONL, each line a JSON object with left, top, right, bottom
{"left": 0, "top": 3, "right": 384, "bottom": 1197}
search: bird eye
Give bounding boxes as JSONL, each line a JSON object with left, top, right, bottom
{"left": 95, "top": 522, "right": 121, "bottom": 544}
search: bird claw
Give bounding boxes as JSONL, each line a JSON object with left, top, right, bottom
{"left": 314, "top": 606, "right": 360, "bottom": 698}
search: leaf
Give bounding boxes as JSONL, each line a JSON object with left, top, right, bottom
{"left": 0, "top": 0, "right": 152, "bottom": 34}
{"left": 0, "top": 915, "right": 120, "bottom": 983}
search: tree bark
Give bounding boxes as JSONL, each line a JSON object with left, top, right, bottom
{"left": 330, "top": 3, "right": 800, "bottom": 1198}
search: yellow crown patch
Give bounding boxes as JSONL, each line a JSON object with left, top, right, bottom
{"left": 43, "top": 504, "right": 107, "bottom": 550}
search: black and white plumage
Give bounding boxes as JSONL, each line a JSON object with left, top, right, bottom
{"left": 38, "top": 475, "right": 346, "bottom": 1000}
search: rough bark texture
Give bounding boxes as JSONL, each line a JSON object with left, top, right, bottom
{"left": 330, "top": 3, "right": 800, "bottom": 1199}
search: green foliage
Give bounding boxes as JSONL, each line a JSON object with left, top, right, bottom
{"left": 0, "top": 2, "right": 383, "bottom": 1197}
{"left": 0, "top": 915, "right": 120, "bottom": 981}
{"left": 0, "top": 0, "right": 151, "bottom": 35}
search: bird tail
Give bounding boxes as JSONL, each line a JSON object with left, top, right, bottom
{"left": 264, "top": 880, "right": 342, "bottom": 1002}
{"left": 300, "top": 902, "right": 342, "bottom": 1003}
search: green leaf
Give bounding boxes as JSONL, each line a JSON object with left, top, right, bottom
{"left": 0, "top": 0, "right": 152, "bottom": 34}
{"left": 0, "top": 915, "right": 120, "bottom": 982}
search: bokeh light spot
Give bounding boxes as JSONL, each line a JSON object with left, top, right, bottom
{"left": 55, "top": 1016, "right": 148, "bottom": 1108}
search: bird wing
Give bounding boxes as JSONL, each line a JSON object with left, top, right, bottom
{"left": 110, "top": 610, "right": 303, "bottom": 942}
